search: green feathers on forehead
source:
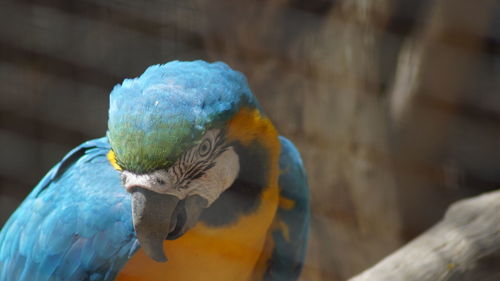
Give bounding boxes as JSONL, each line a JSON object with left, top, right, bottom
{"left": 107, "top": 60, "right": 257, "bottom": 173}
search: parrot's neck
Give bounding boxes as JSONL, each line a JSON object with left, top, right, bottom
{"left": 198, "top": 139, "right": 272, "bottom": 226}
{"left": 199, "top": 107, "right": 281, "bottom": 226}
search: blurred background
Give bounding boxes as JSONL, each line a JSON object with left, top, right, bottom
{"left": 1, "top": 0, "right": 500, "bottom": 280}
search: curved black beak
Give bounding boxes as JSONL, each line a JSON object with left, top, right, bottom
{"left": 130, "top": 188, "right": 208, "bottom": 262}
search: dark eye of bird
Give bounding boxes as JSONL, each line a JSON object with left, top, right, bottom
{"left": 155, "top": 177, "right": 165, "bottom": 185}
{"left": 198, "top": 139, "right": 211, "bottom": 157}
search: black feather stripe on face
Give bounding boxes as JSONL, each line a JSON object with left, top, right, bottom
{"left": 199, "top": 139, "right": 269, "bottom": 227}
{"left": 170, "top": 130, "right": 228, "bottom": 189}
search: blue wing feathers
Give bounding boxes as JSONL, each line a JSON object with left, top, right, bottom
{"left": 264, "top": 136, "right": 310, "bottom": 281}
{"left": 56, "top": 239, "right": 85, "bottom": 279}
{"left": 19, "top": 257, "right": 38, "bottom": 281}
{"left": 0, "top": 137, "right": 136, "bottom": 281}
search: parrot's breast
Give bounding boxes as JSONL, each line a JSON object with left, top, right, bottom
{"left": 116, "top": 182, "right": 279, "bottom": 281}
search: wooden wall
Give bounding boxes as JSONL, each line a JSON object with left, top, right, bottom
{"left": 1, "top": 0, "right": 500, "bottom": 280}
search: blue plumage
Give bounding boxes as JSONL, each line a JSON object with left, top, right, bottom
{"left": 265, "top": 137, "right": 310, "bottom": 281}
{"left": 0, "top": 138, "right": 137, "bottom": 281}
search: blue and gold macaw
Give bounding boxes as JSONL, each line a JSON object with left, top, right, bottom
{"left": 0, "top": 61, "right": 309, "bottom": 281}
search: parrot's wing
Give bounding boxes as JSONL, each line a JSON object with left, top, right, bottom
{"left": 0, "top": 138, "right": 137, "bottom": 281}
{"left": 261, "top": 136, "right": 310, "bottom": 281}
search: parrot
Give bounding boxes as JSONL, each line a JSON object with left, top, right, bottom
{"left": 0, "top": 60, "right": 310, "bottom": 281}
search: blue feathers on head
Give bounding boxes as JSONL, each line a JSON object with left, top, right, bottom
{"left": 107, "top": 60, "right": 258, "bottom": 173}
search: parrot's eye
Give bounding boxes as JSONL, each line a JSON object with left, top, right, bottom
{"left": 198, "top": 139, "right": 212, "bottom": 157}
{"left": 167, "top": 129, "right": 227, "bottom": 190}
{"left": 155, "top": 177, "right": 166, "bottom": 185}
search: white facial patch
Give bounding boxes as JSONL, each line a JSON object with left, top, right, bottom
{"left": 121, "top": 169, "right": 175, "bottom": 195}
{"left": 121, "top": 129, "right": 240, "bottom": 206}
{"left": 187, "top": 146, "right": 239, "bottom": 204}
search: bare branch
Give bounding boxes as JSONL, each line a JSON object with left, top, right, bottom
{"left": 349, "top": 190, "right": 500, "bottom": 281}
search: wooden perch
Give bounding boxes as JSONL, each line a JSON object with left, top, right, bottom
{"left": 349, "top": 190, "right": 500, "bottom": 281}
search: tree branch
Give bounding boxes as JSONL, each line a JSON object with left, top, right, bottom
{"left": 349, "top": 190, "right": 500, "bottom": 281}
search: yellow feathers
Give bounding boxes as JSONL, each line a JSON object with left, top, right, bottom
{"left": 107, "top": 150, "right": 123, "bottom": 171}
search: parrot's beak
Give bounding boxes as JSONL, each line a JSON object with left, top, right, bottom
{"left": 130, "top": 187, "right": 208, "bottom": 262}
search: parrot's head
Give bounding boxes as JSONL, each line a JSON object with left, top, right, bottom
{"left": 107, "top": 61, "right": 262, "bottom": 262}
